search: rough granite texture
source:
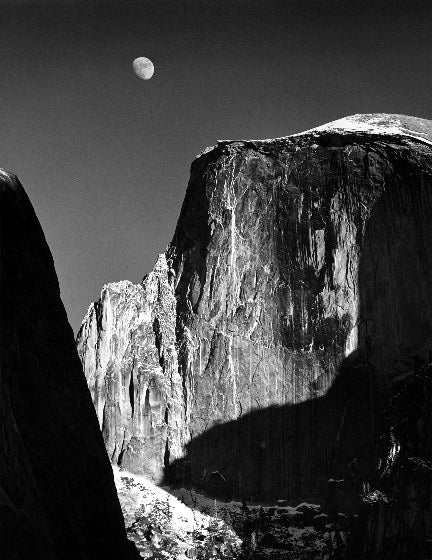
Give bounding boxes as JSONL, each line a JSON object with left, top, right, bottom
{"left": 77, "top": 256, "right": 186, "bottom": 480}
{"left": 0, "top": 173, "right": 139, "bottom": 560}
{"left": 78, "top": 114, "right": 432, "bottom": 555}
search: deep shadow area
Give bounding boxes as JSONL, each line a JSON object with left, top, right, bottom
{"left": 0, "top": 175, "right": 139, "bottom": 559}
{"left": 164, "top": 350, "right": 375, "bottom": 508}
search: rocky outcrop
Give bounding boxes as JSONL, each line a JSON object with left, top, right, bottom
{"left": 77, "top": 113, "right": 432, "bottom": 516}
{"left": 0, "top": 172, "right": 139, "bottom": 559}
{"left": 77, "top": 255, "right": 186, "bottom": 481}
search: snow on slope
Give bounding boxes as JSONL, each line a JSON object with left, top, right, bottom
{"left": 0, "top": 168, "right": 11, "bottom": 178}
{"left": 298, "top": 113, "right": 432, "bottom": 146}
{"left": 198, "top": 114, "right": 432, "bottom": 156}
{"left": 114, "top": 467, "right": 352, "bottom": 559}
{"left": 113, "top": 466, "right": 241, "bottom": 559}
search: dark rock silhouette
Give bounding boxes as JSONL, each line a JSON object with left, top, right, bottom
{"left": 349, "top": 362, "right": 432, "bottom": 559}
{"left": 0, "top": 172, "right": 139, "bottom": 559}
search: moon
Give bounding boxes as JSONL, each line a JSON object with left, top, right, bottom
{"left": 133, "top": 57, "right": 154, "bottom": 80}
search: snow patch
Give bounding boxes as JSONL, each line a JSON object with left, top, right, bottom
{"left": 113, "top": 467, "right": 241, "bottom": 559}
{"left": 296, "top": 114, "right": 432, "bottom": 147}
{"left": 195, "top": 114, "right": 432, "bottom": 158}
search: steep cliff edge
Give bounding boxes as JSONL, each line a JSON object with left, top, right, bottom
{"left": 77, "top": 113, "right": 432, "bottom": 512}
{"left": 0, "top": 172, "right": 139, "bottom": 559}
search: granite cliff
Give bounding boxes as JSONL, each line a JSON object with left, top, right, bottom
{"left": 0, "top": 172, "right": 139, "bottom": 559}
{"left": 77, "top": 114, "right": 432, "bottom": 556}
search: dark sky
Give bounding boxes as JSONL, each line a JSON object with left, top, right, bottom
{"left": 1, "top": 0, "right": 431, "bottom": 333}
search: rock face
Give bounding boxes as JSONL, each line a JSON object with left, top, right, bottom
{"left": 77, "top": 113, "right": 432, "bottom": 515}
{"left": 0, "top": 172, "right": 139, "bottom": 559}
{"left": 77, "top": 256, "right": 185, "bottom": 480}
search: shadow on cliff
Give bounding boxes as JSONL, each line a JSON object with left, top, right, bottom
{"left": 162, "top": 151, "right": 432, "bottom": 512}
{"left": 163, "top": 352, "right": 376, "bottom": 509}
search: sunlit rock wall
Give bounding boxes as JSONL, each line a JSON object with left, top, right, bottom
{"left": 77, "top": 117, "right": 432, "bottom": 505}
{"left": 168, "top": 132, "right": 432, "bottom": 501}
{"left": 77, "top": 255, "right": 186, "bottom": 480}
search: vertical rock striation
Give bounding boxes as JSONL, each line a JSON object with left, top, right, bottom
{"left": 0, "top": 172, "right": 139, "bottom": 559}
{"left": 77, "top": 114, "right": 432, "bottom": 518}
{"left": 77, "top": 255, "right": 186, "bottom": 481}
